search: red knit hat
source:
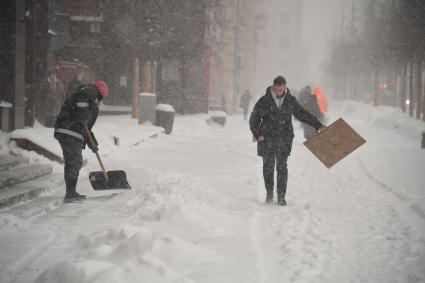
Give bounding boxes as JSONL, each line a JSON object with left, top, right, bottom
{"left": 94, "top": 79, "right": 109, "bottom": 97}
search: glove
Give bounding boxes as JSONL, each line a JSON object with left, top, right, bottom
{"left": 90, "top": 131, "right": 98, "bottom": 145}
{"left": 87, "top": 131, "right": 99, "bottom": 153}
{"left": 88, "top": 142, "right": 98, "bottom": 153}
{"left": 317, "top": 125, "right": 327, "bottom": 133}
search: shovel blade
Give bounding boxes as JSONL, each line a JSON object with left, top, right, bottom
{"left": 89, "top": 170, "right": 131, "bottom": 190}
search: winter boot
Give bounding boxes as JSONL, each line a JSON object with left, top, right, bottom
{"left": 265, "top": 191, "right": 274, "bottom": 203}
{"left": 64, "top": 193, "right": 77, "bottom": 203}
{"left": 73, "top": 191, "right": 87, "bottom": 200}
{"left": 277, "top": 194, "right": 286, "bottom": 206}
{"left": 64, "top": 178, "right": 83, "bottom": 203}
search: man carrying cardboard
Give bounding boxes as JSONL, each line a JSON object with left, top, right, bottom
{"left": 249, "top": 76, "right": 325, "bottom": 205}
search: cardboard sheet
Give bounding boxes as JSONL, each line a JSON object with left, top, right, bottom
{"left": 303, "top": 118, "right": 366, "bottom": 168}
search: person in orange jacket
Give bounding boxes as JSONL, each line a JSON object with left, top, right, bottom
{"left": 313, "top": 86, "right": 328, "bottom": 122}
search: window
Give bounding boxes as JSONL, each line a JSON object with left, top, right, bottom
{"left": 90, "top": 23, "right": 101, "bottom": 34}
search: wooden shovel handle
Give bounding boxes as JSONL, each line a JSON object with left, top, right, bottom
{"left": 83, "top": 124, "right": 108, "bottom": 180}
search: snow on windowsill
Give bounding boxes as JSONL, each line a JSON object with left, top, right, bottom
{"left": 0, "top": 100, "right": 13, "bottom": 108}
{"left": 139, "top": 92, "right": 156, "bottom": 97}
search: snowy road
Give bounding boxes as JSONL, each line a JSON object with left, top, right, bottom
{"left": 0, "top": 102, "right": 424, "bottom": 283}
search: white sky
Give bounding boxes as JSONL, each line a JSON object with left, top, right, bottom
{"left": 302, "top": 0, "right": 349, "bottom": 84}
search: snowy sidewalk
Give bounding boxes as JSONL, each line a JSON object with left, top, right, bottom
{"left": 0, "top": 115, "right": 164, "bottom": 210}
{"left": 0, "top": 104, "right": 424, "bottom": 283}
{"left": 9, "top": 115, "right": 164, "bottom": 161}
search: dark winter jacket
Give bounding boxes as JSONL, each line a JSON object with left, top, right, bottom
{"left": 54, "top": 84, "right": 101, "bottom": 148}
{"left": 299, "top": 94, "right": 321, "bottom": 119}
{"left": 249, "top": 86, "right": 323, "bottom": 156}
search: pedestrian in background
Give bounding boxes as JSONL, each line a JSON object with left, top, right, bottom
{"left": 240, "top": 89, "right": 252, "bottom": 120}
{"left": 298, "top": 85, "right": 321, "bottom": 139}
{"left": 313, "top": 86, "right": 328, "bottom": 123}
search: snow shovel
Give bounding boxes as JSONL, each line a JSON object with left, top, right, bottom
{"left": 84, "top": 125, "right": 131, "bottom": 190}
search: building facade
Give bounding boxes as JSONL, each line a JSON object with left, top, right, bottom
{"left": 0, "top": 0, "right": 49, "bottom": 130}
{"left": 1, "top": 0, "right": 260, "bottom": 131}
{"left": 205, "top": 0, "right": 258, "bottom": 114}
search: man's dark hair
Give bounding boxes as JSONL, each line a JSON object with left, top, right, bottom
{"left": 273, "top": 76, "right": 286, "bottom": 86}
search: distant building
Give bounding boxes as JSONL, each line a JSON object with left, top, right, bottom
{"left": 0, "top": 0, "right": 48, "bottom": 130}
{"left": 205, "top": 0, "right": 225, "bottom": 109}
{"left": 51, "top": 0, "right": 104, "bottom": 69}
{"left": 205, "top": 0, "right": 257, "bottom": 114}
{"left": 0, "top": 0, "right": 258, "bottom": 131}
{"left": 234, "top": 0, "right": 257, "bottom": 109}
{"left": 254, "top": 0, "right": 308, "bottom": 92}
{"left": 0, "top": 0, "right": 106, "bottom": 131}
{"left": 139, "top": 0, "right": 209, "bottom": 113}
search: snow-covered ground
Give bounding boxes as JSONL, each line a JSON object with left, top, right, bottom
{"left": 0, "top": 101, "right": 424, "bottom": 283}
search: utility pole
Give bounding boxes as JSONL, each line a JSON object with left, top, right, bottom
{"left": 222, "top": 0, "right": 237, "bottom": 114}
{"left": 233, "top": 0, "right": 240, "bottom": 113}
{"left": 132, "top": 58, "right": 140, "bottom": 119}
{"left": 416, "top": 61, "right": 422, "bottom": 119}
{"left": 143, "top": 61, "right": 153, "bottom": 93}
{"left": 14, "top": 0, "right": 26, "bottom": 129}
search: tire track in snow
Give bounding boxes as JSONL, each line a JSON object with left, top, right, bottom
{"left": 357, "top": 156, "right": 425, "bottom": 221}
{"left": 249, "top": 211, "right": 267, "bottom": 283}
{"left": 248, "top": 164, "right": 332, "bottom": 283}
{"left": 313, "top": 153, "right": 425, "bottom": 283}
{"left": 249, "top": 203, "right": 332, "bottom": 283}
{"left": 248, "top": 136, "right": 424, "bottom": 282}
{"left": 2, "top": 189, "right": 134, "bottom": 283}
{"left": 355, "top": 155, "right": 425, "bottom": 282}
{"left": 2, "top": 224, "right": 61, "bottom": 283}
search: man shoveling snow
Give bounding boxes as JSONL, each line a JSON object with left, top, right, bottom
{"left": 54, "top": 79, "right": 109, "bottom": 203}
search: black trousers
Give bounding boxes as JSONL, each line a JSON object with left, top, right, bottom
{"left": 243, "top": 107, "right": 249, "bottom": 120}
{"left": 262, "top": 152, "right": 288, "bottom": 198}
{"left": 57, "top": 135, "right": 83, "bottom": 194}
